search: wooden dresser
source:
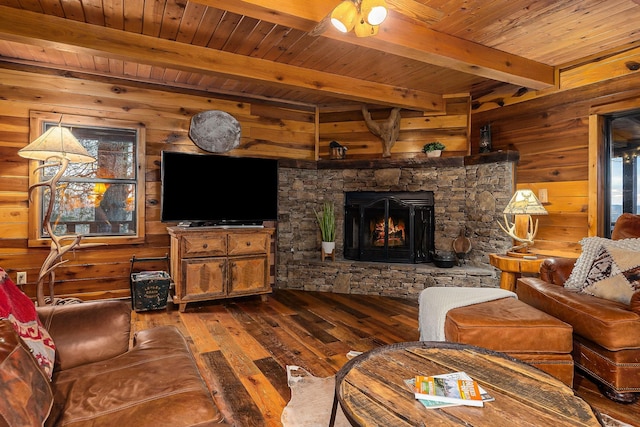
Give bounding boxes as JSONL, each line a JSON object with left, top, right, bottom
{"left": 167, "top": 226, "right": 275, "bottom": 312}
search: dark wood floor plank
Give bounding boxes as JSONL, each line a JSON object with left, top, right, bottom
{"left": 130, "top": 289, "right": 640, "bottom": 427}
{"left": 254, "top": 357, "right": 290, "bottom": 402}
{"left": 200, "top": 350, "right": 267, "bottom": 427}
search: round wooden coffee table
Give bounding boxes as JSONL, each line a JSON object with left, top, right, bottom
{"left": 330, "top": 341, "right": 603, "bottom": 426}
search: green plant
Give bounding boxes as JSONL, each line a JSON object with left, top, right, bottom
{"left": 422, "top": 141, "right": 446, "bottom": 153}
{"left": 314, "top": 201, "right": 336, "bottom": 242}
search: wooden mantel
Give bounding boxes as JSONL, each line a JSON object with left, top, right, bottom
{"left": 278, "top": 150, "right": 520, "bottom": 170}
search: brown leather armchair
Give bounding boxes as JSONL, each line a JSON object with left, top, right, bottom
{"left": 1, "top": 300, "right": 229, "bottom": 426}
{"left": 517, "top": 213, "right": 640, "bottom": 403}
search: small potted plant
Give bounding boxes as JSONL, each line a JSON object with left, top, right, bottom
{"left": 422, "top": 141, "right": 445, "bottom": 157}
{"left": 314, "top": 201, "right": 336, "bottom": 259}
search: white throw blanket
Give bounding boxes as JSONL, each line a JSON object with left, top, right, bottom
{"left": 418, "top": 287, "right": 517, "bottom": 341}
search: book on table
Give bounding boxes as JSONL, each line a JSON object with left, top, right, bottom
{"left": 410, "top": 372, "right": 492, "bottom": 408}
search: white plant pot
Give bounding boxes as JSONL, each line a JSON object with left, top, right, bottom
{"left": 321, "top": 241, "right": 335, "bottom": 254}
{"left": 426, "top": 150, "right": 441, "bottom": 157}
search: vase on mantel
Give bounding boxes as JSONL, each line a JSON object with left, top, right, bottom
{"left": 321, "top": 241, "right": 335, "bottom": 262}
{"left": 426, "top": 150, "right": 441, "bottom": 158}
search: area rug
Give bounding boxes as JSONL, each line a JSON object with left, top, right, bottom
{"left": 281, "top": 365, "right": 350, "bottom": 427}
{"left": 280, "top": 366, "right": 633, "bottom": 427}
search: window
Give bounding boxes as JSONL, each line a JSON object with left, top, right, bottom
{"left": 604, "top": 110, "right": 640, "bottom": 236}
{"left": 28, "top": 112, "right": 145, "bottom": 246}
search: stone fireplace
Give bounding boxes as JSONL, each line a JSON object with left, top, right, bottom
{"left": 274, "top": 151, "right": 519, "bottom": 299}
{"left": 344, "top": 191, "right": 435, "bottom": 263}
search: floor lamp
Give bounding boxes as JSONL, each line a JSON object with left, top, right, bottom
{"left": 18, "top": 122, "right": 97, "bottom": 306}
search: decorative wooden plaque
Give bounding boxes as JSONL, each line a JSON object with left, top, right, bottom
{"left": 189, "top": 110, "right": 241, "bottom": 153}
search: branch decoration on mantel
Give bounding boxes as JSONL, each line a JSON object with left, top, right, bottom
{"left": 361, "top": 105, "right": 401, "bottom": 157}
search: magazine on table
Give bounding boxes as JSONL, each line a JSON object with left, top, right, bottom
{"left": 405, "top": 372, "right": 494, "bottom": 409}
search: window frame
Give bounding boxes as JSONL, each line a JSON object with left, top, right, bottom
{"left": 589, "top": 99, "right": 640, "bottom": 237}
{"left": 27, "top": 111, "right": 146, "bottom": 247}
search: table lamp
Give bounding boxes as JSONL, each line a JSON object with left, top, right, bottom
{"left": 18, "top": 121, "right": 97, "bottom": 306}
{"left": 498, "top": 189, "right": 548, "bottom": 257}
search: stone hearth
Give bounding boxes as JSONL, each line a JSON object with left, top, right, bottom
{"left": 275, "top": 152, "right": 518, "bottom": 300}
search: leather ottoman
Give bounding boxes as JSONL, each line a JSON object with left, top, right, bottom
{"left": 444, "top": 297, "right": 575, "bottom": 387}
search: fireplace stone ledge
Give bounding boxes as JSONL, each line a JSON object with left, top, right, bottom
{"left": 276, "top": 259, "right": 498, "bottom": 301}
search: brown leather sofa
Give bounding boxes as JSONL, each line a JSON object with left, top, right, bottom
{"left": 517, "top": 213, "right": 640, "bottom": 403}
{"left": 1, "top": 299, "right": 229, "bottom": 426}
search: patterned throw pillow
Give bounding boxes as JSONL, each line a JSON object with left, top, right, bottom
{"left": 0, "top": 268, "right": 56, "bottom": 379}
{"left": 579, "top": 245, "right": 640, "bottom": 305}
{"left": 564, "top": 237, "right": 640, "bottom": 290}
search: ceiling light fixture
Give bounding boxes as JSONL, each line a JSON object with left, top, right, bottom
{"left": 361, "top": 0, "right": 388, "bottom": 26}
{"left": 330, "top": 0, "right": 388, "bottom": 37}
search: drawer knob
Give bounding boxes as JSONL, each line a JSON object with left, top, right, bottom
{"left": 246, "top": 241, "right": 251, "bottom": 246}
{"left": 202, "top": 243, "right": 208, "bottom": 249}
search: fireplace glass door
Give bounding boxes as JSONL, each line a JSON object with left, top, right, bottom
{"left": 344, "top": 191, "right": 434, "bottom": 263}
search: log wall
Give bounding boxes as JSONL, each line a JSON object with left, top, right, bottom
{"left": 0, "top": 67, "right": 317, "bottom": 301}
{"left": 0, "top": 67, "right": 468, "bottom": 301}
{"left": 471, "top": 72, "right": 640, "bottom": 257}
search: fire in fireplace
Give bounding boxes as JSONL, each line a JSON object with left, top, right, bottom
{"left": 344, "top": 191, "right": 435, "bottom": 263}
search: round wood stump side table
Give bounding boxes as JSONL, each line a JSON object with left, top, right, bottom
{"left": 489, "top": 253, "right": 546, "bottom": 292}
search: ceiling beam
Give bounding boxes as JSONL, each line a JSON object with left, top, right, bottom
{"left": 0, "top": 6, "right": 444, "bottom": 112}
{"left": 198, "top": 0, "right": 555, "bottom": 90}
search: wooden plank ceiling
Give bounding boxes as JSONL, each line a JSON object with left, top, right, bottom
{"left": 0, "top": 0, "right": 639, "bottom": 111}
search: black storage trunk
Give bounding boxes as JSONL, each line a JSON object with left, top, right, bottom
{"left": 130, "top": 271, "right": 171, "bottom": 312}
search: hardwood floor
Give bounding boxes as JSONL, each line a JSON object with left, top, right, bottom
{"left": 130, "top": 289, "right": 640, "bottom": 426}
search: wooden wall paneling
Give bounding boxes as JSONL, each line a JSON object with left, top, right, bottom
{"left": 318, "top": 97, "right": 471, "bottom": 159}
{"left": 0, "top": 67, "right": 316, "bottom": 301}
{"left": 473, "top": 73, "right": 640, "bottom": 256}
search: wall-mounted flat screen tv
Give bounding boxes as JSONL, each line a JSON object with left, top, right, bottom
{"left": 161, "top": 151, "right": 278, "bottom": 226}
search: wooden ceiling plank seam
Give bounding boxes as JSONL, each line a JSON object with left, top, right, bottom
{"left": 58, "top": 0, "right": 85, "bottom": 22}
{"left": 123, "top": 0, "right": 143, "bottom": 33}
{"left": 190, "top": 7, "right": 225, "bottom": 47}
{"left": 175, "top": 0, "right": 208, "bottom": 44}
{"left": 122, "top": 60, "right": 137, "bottom": 77}
{"left": 258, "top": 27, "right": 306, "bottom": 63}
{"left": 0, "top": 0, "right": 23, "bottom": 8}
{"left": 158, "top": 0, "right": 185, "bottom": 41}
{"left": 231, "top": 20, "right": 276, "bottom": 57}
{"left": 266, "top": 30, "right": 320, "bottom": 65}
{"left": 16, "top": 0, "right": 42, "bottom": 13}
{"left": 141, "top": 0, "right": 164, "bottom": 37}
{"left": 222, "top": 15, "right": 266, "bottom": 53}
{"left": 103, "top": 0, "right": 124, "bottom": 30}
{"left": 136, "top": 62, "right": 152, "bottom": 79}
{"left": 108, "top": 56, "right": 124, "bottom": 75}
{"left": 82, "top": 0, "right": 106, "bottom": 26}
{"left": 385, "top": 0, "right": 444, "bottom": 26}
{"left": 60, "top": 50, "right": 81, "bottom": 68}
{"left": 38, "top": 0, "right": 63, "bottom": 16}
{"left": 207, "top": 9, "right": 242, "bottom": 50}
{"left": 248, "top": 24, "right": 292, "bottom": 59}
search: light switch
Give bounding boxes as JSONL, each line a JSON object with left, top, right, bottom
{"left": 538, "top": 189, "right": 548, "bottom": 203}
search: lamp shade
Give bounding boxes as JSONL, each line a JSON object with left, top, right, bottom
{"left": 361, "top": 0, "right": 388, "bottom": 26}
{"left": 331, "top": 1, "right": 359, "bottom": 33}
{"left": 503, "top": 189, "right": 548, "bottom": 215}
{"left": 18, "top": 125, "right": 95, "bottom": 163}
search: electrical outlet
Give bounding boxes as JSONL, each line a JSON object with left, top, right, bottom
{"left": 16, "top": 271, "right": 27, "bottom": 285}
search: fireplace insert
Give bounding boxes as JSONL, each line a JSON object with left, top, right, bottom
{"left": 344, "top": 191, "right": 435, "bottom": 263}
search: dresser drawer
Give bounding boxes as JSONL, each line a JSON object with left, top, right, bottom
{"left": 181, "top": 234, "right": 227, "bottom": 257}
{"left": 228, "top": 232, "right": 269, "bottom": 256}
